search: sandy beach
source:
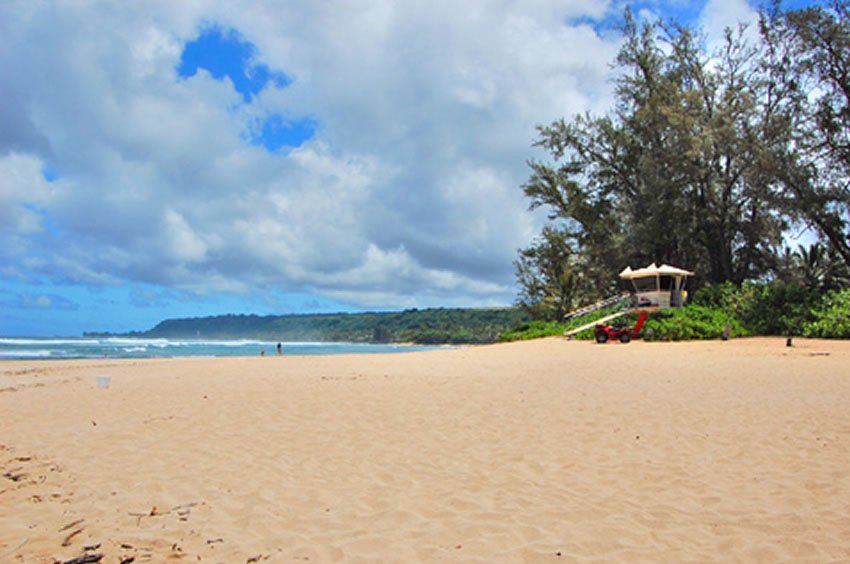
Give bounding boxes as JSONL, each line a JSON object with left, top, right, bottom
{"left": 2, "top": 337, "right": 849, "bottom": 563}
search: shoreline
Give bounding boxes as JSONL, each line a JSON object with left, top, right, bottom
{"left": 0, "top": 337, "right": 448, "bottom": 362}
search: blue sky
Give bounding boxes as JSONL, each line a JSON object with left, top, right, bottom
{"left": 0, "top": 0, "right": 826, "bottom": 336}
{"left": 177, "top": 25, "right": 318, "bottom": 151}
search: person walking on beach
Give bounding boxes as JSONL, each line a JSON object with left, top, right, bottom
{"left": 277, "top": 342, "right": 282, "bottom": 355}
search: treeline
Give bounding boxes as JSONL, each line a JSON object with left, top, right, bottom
{"left": 643, "top": 284, "right": 850, "bottom": 340}
{"left": 503, "top": 283, "right": 850, "bottom": 341}
{"left": 90, "top": 308, "right": 530, "bottom": 345}
{"left": 517, "top": 3, "right": 850, "bottom": 321}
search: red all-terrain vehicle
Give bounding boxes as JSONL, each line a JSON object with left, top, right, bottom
{"left": 594, "top": 311, "right": 648, "bottom": 344}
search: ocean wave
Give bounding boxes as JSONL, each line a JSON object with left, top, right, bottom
{"left": 0, "top": 339, "right": 442, "bottom": 361}
{"left": 186, "top": 339, "right": 267, "bottom": 347}
{"left": 102, "top": 337, "right": 170, "bottom": 347}
{"left": 0, "top": 338, "right": 99, "bottom": 346}
{"left": 0, "top": 349, "right": 55, "bottom": 358}
{"left": 103, "top": 338, "right": 270, "bottom": 347}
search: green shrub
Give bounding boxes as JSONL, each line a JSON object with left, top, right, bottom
{"left": 802, "top": 289, "right": 850, "bottom": 338}
{"left": 642, "top": 305, "right": 747, "bottom": 341}
{"left": 499, "top": 320, "right": 565, "bottom": 341}
{"left": 694, "top": 281, "right": 823, "bottom": 336}
{"left": 692, "top": 281, "right": 740, "bottom": 309}
{"left": 503, "top": 282, "right": 849, "bottom": 342}
{"left": 739, "top": 282, "right": 821, "bottom": 336}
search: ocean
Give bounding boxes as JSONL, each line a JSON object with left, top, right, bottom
{"left": 0, "top": 337, "right": 444, "bottom": 361}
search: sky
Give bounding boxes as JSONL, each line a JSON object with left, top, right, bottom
{"left": 0, "top": 0, "right": 825, "bottom": 336}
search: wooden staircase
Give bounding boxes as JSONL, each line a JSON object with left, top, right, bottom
{"left": 563, "top": 292, "right": 630, "bottom": 320}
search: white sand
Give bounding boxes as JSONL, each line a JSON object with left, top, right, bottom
{"left": 2, "top": 337, "right": 849, "bottom": 562}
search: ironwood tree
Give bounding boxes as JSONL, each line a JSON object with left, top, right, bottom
{"left": 522, "top": 12, "right": 787, "bottom": 292}
{"left": 761, "top": 1, "right": 850, "bottom": 271}
{"left": 513, "top": 226, "right": 598, "bottom": 320}
{"left": 516, "top": 5, "right": 849, "bottom": 317}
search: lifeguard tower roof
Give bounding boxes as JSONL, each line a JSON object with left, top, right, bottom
{"left": 619, "top": 263, "right": 694, "bottom": 279}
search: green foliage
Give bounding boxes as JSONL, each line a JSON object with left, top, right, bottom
{"left": 693, "top": 281, "right": 850, "bottom": 339}
{"left": 507, "top": 305, "right": 746, "bottom": 343}
{"left": 802, "top": 289, "right": 850, "bottom": 338}
{"left": 774, "top": 243, "right": 850, "bottom": 291}
{"left": 736, "top": 283, "right": 820, "bottom": 336}
{"left": 499, "top": 320, "right": 566, "bottom": 342}
{"left": 514, "top": 226, "right": 601, "bottom": 321}
{"left": 499, "top": 302, "right": 629, "bottom": 342}
{"left": 691, "top": 281, "right": 740, "bottom": 309}
{"left": 522, "top": 11, "right": 787, "bottom": 291}
{"left": 505, "top": 277, "right": 850, "bottom": 342}
{"left": 762, "top": 3, "right": 850, "bottom": 270}
{"left": 694, "top": 281, "right": 821, "bottom": 336}
{"left": 516, "top": 4, "right": 850, "bottom": 320}
{"left": 642, "top": 306, "right": 747, "bottom": 341}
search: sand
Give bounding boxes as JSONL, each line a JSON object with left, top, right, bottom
{"left": 1, "top": 337, "right": 850, "bottom": 563}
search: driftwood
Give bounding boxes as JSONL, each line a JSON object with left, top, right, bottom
{"left": 58, "top": 518, "right": 85, "bottom": 532}
{"left": 61, "top": 554, "right": 103, "bottom": 564}
{"left": 61, "top": 528, "right": 84, "bottom": 547}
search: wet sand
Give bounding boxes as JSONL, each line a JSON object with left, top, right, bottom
{"left": 2, "top": 337, "right": 849, "bottom": 562}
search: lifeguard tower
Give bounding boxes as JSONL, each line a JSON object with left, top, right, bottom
{"left": 619, "top": 263, "right": 694, "bottom": 309}
{"left": 563, "top": 262, "right": 694, "bottom": 339}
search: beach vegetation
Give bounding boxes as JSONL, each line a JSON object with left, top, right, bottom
{"left": 641, "top": 305, "right": 748, "bottom": 341}
{"left": 521, "top": 9, "right": 787, "bottom": 295}
{"left": 498, "top": 320, "right": 565, "bottom": 341}
{"left": 515, "top": 3, "right": 850, "bottom": 338}
{"left": 501, "top": 281, "right": 850, "bottom": 342}
{"left": 802, "top": 289, "right": 850, "bottom": 338}
{"left": 514, "top": 226, "right": 599, "bottom": 321}
{"left": 661, "top": 282, "right": 849, "bottom": 339}
{"left": 761, "top": 2, "right": 850, "bottom": 271}
{"left": 499, "top": 303, "right": 631, "bottom": 342}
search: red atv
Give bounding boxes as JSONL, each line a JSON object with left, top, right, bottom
{"left": 594, "top": 311, "right": 647, "bottom": 344}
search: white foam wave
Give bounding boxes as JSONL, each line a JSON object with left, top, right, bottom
{"left": 102, "top": 337, "right": 169, "bottom": 347}
{"left": 0, "top": 338, "right": 99, "bottom": 345}
{"left": 0, "top": 349, "right": 54, "bottom": 358}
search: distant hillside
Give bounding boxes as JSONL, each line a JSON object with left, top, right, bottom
{"left": 88, "top": 307, "right": 530, "bottom": 345}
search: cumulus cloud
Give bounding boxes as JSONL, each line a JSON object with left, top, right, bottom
{"left": 0, "top": 0, "right": 754, "bottom": 317}
{"left": 0, "top": 153, "right": 52, "bottom": 236}
{"left": 701, "top": 0, "right": 759, "bottom": 39}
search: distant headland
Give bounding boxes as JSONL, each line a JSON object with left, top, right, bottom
{"left": 84, "top": 307, "right": 530, "bottom": 345}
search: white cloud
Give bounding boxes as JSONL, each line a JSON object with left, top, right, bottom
{"left": 0, "top": 153, "right": 52, "bottom": 237}
{"left": 163, "top": 208, "right": 209, "bottom": 262}
{"left": 0, "top": 0, "right": 628, "bottom": 310}
{"left": 701, "top": 0, "right": 759, "bottom": 42}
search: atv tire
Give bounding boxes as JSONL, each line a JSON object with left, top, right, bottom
{"left": 619, "top": 332, "right": 631, "bottom": 344}
{"left": 595, "top": 332, "right": 609, "bottom": 344}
